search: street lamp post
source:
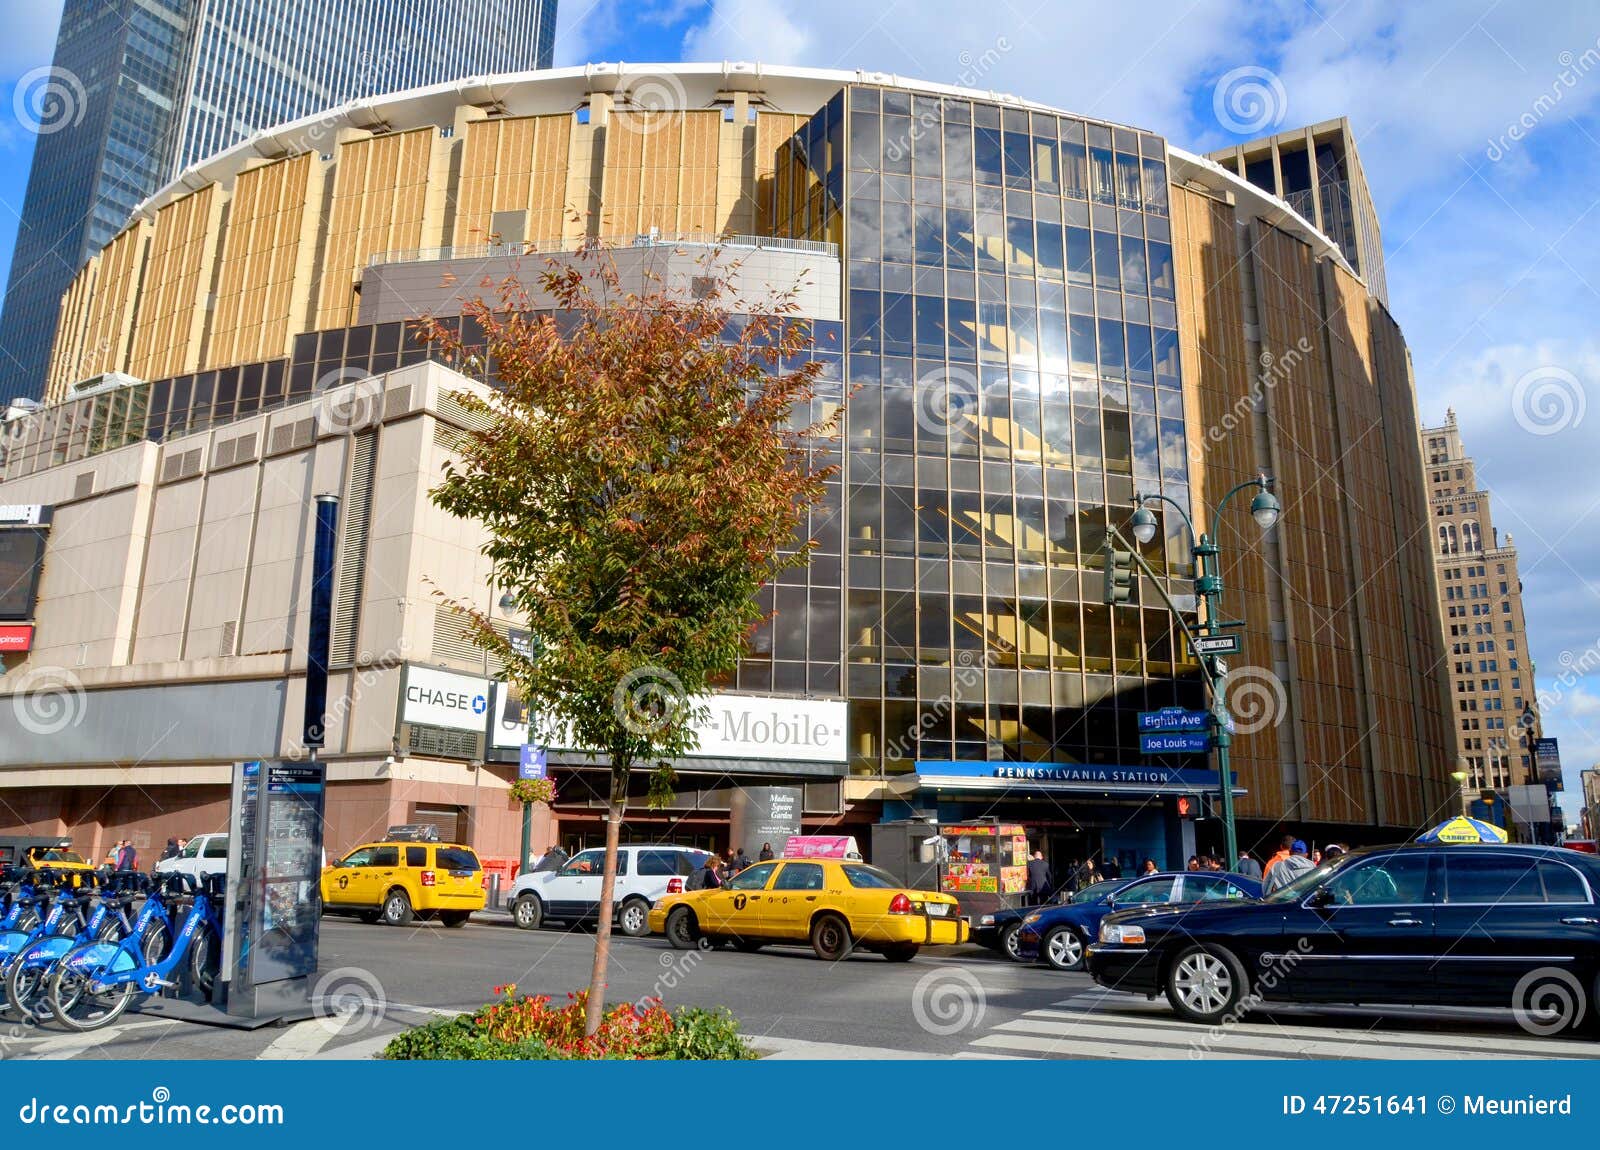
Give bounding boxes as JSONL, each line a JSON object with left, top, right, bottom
{"left": 1130, "top": 474, "right": 1280, "bottom": 869}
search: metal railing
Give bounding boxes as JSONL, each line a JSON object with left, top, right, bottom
{"left": 367, "top": 231, "right": 839, "bottom": 268}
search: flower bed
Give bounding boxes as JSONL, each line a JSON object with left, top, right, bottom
{"left": 380, "top": 987, "right": 755, "bottom": 1060}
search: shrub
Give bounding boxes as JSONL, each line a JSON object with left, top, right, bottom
{"left": 380, "top": 986, "right": 755, "bottom": 1061}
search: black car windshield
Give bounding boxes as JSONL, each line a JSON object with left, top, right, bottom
{"left": 1260, "top": 854, "right": 1357, "bottom": 903}
{"left": 1071, "top": 880, "right": 1121, "bottom": 904}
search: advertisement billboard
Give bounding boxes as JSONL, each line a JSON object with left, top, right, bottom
{"left": 1536, "top": 737, "right": 1563, "bottom": 791}
{"left": 401, "top": 665, "right": 491, "bottom": 733}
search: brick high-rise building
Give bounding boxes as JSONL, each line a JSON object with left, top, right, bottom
{"left": 1422, "top": 409, "right": 1541, "bottom": 792}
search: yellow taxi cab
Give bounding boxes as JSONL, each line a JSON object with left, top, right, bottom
{"left": 0, "top": 839, "right": 97, "bottom": 887}
{"left": 647, "top": 857, "right": 968, "bottom": 961}
{"left": 320, "top": 837, "right": 486, "bottom": 927}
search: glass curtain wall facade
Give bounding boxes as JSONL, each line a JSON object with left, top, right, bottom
{"left": 0, "top": 0, "right": 193, "bottom": 408}
{"left": 778, "top": 86, "right": 1202, "bottom": 778}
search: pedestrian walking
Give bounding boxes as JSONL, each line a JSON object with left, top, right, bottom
{"left": 1233, "top": 851, "right": 1263, "bottom": 879}
{"left": 103, "top": 842, "right": 120, "bottom": 868}
{"left": 1141, "top": 858, "right": 1158, "bottom": 875}
{"left": 700, "top": 853, "right": 724, "bottom": 890}
{"left": 116, "top": 841, "right": 137, "bottom": 871}
{"left": 1025, "top": 850, "right": 1053, "bottom": 904}
{"left": 1186, "top": 855, "right": 1201, "bottom": 871}
{"left": 733, "top": 848, "right": 751, "bottom": 873}
{"left": 1074, "top": 857, "right": 1099, "bottom": 890}
{"left": 159, "top": 837, "right": 180, "bottom": 862}
{"left": 1102, "top": 856, "right": 1122, "bottom": 880}
{"left": 1263, "top": 839, "right": 1315, "bottom": 893}
{"left": 758, "top": 842, "right": 775, "bottom": 861}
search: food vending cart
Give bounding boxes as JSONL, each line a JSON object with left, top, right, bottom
{"left": 936, "top": 823, "right": 1029, "bottom": 896}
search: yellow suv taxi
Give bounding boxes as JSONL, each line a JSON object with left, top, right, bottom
{"left": 320, "top": 839, "right": 485, "bottom": 927}
{"left": 0, "top": 838, "right": 96, "bottom": 887}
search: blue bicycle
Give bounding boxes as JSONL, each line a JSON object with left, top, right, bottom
{"left": 0, "top": 868, "right": 45, "bottom": 934}
{"left": 0, "top": 871, "right": 92, "bottom": 1013}
{"left": 4, "top": 872, "right": 161, "bottom": 1023}
{"left": 46, "top": 873, "right": 223, "bottom": 1031}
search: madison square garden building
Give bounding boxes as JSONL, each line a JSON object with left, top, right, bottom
{"left": 0, "top": 64, "right": 1454, "bottom": 872}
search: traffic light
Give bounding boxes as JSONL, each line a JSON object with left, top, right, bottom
{"left": 1102, "top": 539, "right": 1135, "bottom": 605}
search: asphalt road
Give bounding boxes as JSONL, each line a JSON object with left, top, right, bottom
{"left": 4, "top": 914, "right": 1598, "bottom": 1060}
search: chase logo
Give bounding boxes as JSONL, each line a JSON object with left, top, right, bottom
{"left": 472, "top": 695, "right": 487, "bottom": 715}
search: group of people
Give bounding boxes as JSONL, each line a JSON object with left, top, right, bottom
{"left": 1259, "top": 834, "right": 1345, "bottom": 893}
{"left": 686, "top": 842, "right": 778, "bottom": 891}
{"left": 1024, "top": 851, "right": 1134, "bottom": 903}
{"left": 101, "top": 839, "right": 143, "bottom": 871}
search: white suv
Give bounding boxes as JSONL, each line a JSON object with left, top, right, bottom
{"left": 508, "top": 845, "right": 708, "bottom": 937}
{"left": 153, "top": 833, "right": 229, "bottom": 880}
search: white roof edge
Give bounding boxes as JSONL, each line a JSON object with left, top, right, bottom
{"left": 1167, "top": 146, "right": 1360, "bottom": 279}
{"left": 120, "top": 61, "right": 1357, "bottom": 284}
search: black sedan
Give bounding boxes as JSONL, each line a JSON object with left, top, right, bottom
{"left": 1085, "top": 842, "right": 1600, "bottom": 1031}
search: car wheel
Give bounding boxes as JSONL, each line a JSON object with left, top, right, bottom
{"left": 883, "top": 942, "right": 918, "bottom": 962}
{"left": 999, "top": 922, "right": 1025, "bottom": 962}
{"left": 665, "top": 906, "right": 699, "bottom": 950}
{"left": 440, "top": 912, "right": 470, "bottom": 928}
{"left": 381, "top": 889, "right": 414, "bottom": 927}
{"left": 511, "top": 895, "right": 543, "bottom": 931}
{"left": 1165, "top": 944, "right": 1248, "bottom": 1025}
{"left": 1042, "top": 926, "right": 1086, "bottom": 972}
{"left": 617, "top": 897, "right": 651, "bottom": 938}
{"left": 809, "top": 913, "right": 852, "bottom": 961}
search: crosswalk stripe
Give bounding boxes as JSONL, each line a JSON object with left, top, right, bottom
{"left": 972, "top": 1031, "right": 1276, "bottom": 1060}
{"left": 985, "top": 1016, "right": 1550, "bottom": 1060}
{"left": 1015, "top": 1006, "right": 1579, "bottom": 1054}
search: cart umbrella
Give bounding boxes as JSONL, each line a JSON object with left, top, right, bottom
{"left": 1417, "top": 816, "right": 1508, "bottom": 843}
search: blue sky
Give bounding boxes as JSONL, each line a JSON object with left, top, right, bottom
{"left": 3, "top": 0, "right": 1599, "bottom": 819}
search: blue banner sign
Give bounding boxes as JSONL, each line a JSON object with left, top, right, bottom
{"left": 1141, "top": 732, "right": 1211, "bottom": 755}
{"left": 1138, "top": 706, "right": 1208, "bottom": 732}
{"left": 518, "top": 745, "right": 547, "bottom": 779}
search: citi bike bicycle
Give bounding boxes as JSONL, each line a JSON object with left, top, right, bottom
{"left": 46, "top": 872, "right": 224, "bottom": 1032}
{"left": 3, "top": 871, "right": 165, "bottom": 1023}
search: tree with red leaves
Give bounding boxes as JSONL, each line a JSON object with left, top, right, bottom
{"left": 423, "top": 248, "right": 835, "bottom": 1038}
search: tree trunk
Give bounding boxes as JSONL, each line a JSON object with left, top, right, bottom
{"left": 583, "top": 761, "right": 628, "bottom": 1038}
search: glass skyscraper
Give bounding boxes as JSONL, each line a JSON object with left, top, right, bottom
{"left": 0, "top": 0, "right": 558, "bottom": 406}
